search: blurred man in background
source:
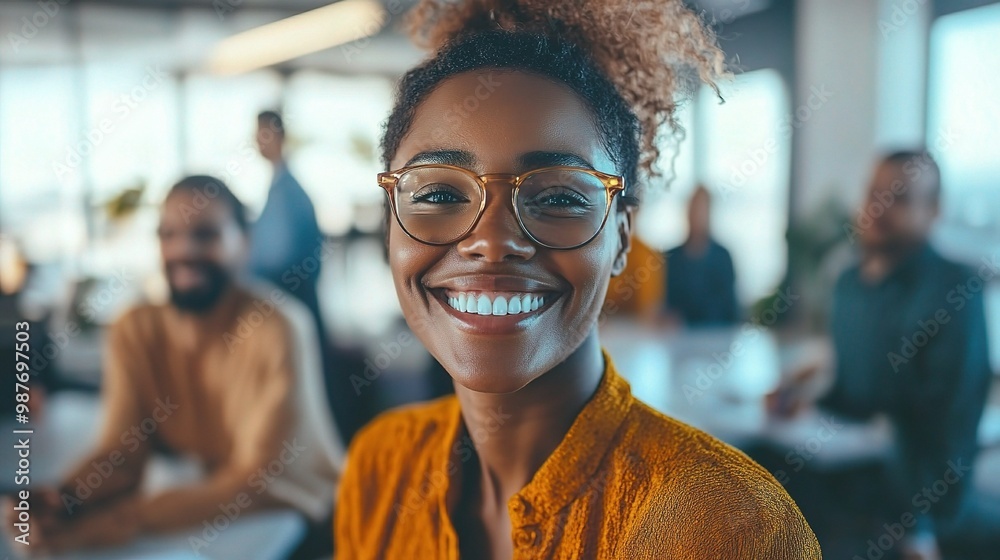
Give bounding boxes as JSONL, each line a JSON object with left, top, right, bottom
{"left": 251, "top": 111, "right": 364, "bottom": 445}
{"left": 4, "top": 176, "right": 343, "bottom": 554}
{"left": 663, "top": 185, "right": 739, "bottom": 326}
{"left": 250, "top": 111, "right": 324, "bottom": 328}
{"left": 774, "top": 151, "right": 995, "bottom": 560}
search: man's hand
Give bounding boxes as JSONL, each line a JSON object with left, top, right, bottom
{"left": 2, "top": 488, "right": 65, "bottom": 556}
{"left": 2, "top": 487, "right": 66, "bottom": 538}
{"left": 43, "top": 502, "right": 141, "bottom": 554}
{"left": 766, "top": 363, "right": 823, "bottom": 418}
{"left": 14, "top": 496, "right": 141, "bottom": 556}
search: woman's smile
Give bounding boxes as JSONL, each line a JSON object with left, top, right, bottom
{"left": 424, "top": 273, "right": 564, "bottom": 335}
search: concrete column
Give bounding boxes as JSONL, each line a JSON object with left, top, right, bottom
{"left": 792, "top": 0, "right": 933, "bottom": 219}
{"left": 792, "top": 0, "right": 880, "bottom": 219}
{"left": 875, "top": 0, "right": 931, "bottom": 149}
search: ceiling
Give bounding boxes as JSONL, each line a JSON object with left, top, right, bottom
{"left": 0, "top": 0, "right": 770, "bottom": 75}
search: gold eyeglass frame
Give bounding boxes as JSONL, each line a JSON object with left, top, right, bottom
{"left": 377, "top": 164, "right": 628, "bottom": 250}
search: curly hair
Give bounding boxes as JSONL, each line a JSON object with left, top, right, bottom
{"left": 381, "top": 0, "right": 726, "bottom": 199}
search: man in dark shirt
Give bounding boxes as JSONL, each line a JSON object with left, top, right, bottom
{"left": 664, "top": 186, "right": 739, "bottom": 326}
{"left": 822, "top": 151, "right": 994, "bottom": 559}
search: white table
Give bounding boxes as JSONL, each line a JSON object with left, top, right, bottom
{"left": 0, "top": 392, "right": 306, "bottom": 560}
{"left": 39, "top": 510, "right": 305, "bottom": 560}
{"left": 600, "top": 320, "right": 893, "bottom": 465}
{"left": 601, "top": 321, "right": 781, "bottom": 441}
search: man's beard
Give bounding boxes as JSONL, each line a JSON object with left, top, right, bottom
{"left": 166, "top": 262, "right": 231, "bottom": 313}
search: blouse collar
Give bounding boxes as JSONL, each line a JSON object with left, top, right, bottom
{"left": 436, "top": 349, "right": 634, "bottom": 527}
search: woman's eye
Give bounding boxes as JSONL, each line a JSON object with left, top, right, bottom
{"left": 530, "top": 188, "right": 592, "bottom": 209}
{"left": 411, "top": 185, "right": 468, "bottom": 204}
{"left": 542, "top": 193, "right": 586, "bottom": 207}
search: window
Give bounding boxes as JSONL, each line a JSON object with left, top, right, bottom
{"left": 637, "top": 69, "right": 791, "bottom": 306}
{"left": 927, "top": 3, "right": 1000, "bottom": 373}
{"left": 283, "top": 71, "right": 393, "bottom": 235}
{"left": 182, "top": 71, "right": 282, "bottom": 211}
{"left": 927, "top": 3, "right": 1000, "bottom": 233}
{"left": 0, "top": 67, "right": 86, "bottom": 260}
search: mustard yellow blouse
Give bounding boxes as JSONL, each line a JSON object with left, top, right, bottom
{"left": 603, "top": 235, "right": 666, "bottom": 320}
{"left": 335, "top": 352, "right": 821, "bottom": 559}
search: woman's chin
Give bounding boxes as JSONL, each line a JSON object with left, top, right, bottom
{"left": 450, "top": 370, "right": 535, "bottom": 395}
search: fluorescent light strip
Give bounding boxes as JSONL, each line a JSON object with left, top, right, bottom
{"left": 209, "top": 0, "right": 387, "bottom": 75}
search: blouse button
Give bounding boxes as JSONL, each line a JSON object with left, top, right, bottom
{"left": 511, "top": 497, "right": 532, "bottom": 518}
{"left": 514, "top": 526, "right": 541, "bottom": 548}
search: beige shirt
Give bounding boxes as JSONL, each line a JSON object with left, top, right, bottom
{"left": 83, "top": 283, "right": 343, "bottom": 525}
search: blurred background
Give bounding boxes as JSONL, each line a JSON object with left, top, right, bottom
{"left": 0, "top": 0, "right": 997, "bottom": 559}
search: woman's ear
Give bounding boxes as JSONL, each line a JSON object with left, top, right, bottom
{"left": 611, "top": 207, "right": 635, "bottom": 277}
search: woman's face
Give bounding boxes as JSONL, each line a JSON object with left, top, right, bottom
{"left": 388, "top": 70, "right": 632, "bottom": 393}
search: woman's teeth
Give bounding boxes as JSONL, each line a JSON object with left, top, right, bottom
{"left": 446, "top": 292, "right": 544, "bottom": 316}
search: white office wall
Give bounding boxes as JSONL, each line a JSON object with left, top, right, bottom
{"left": 793, "top": 0, "right": 880, "bottom": 218}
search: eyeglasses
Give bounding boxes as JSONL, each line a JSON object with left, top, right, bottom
{"left": 377, "top": 164, "right": 628, "bottom": 250}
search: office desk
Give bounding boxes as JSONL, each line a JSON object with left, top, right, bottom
{"left": 600, "top": 320, "right": 893, "bottom": 467}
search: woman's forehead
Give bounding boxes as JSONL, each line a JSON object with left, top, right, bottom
{"left": 392, "top": 70, "right": 614, "bottom": 173}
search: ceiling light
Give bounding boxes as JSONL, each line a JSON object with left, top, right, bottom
{"left": 209, "top": 0, "right": 387, "bottom": 75}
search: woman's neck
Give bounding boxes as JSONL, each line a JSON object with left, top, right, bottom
{"left": 453, "top": 329, "right": 605, "bottom": 512}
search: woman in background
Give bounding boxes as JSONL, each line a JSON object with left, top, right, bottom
{"left": 336, "top": 0, "right": 821, "bottom": 558}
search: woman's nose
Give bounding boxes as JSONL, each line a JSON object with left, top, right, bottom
{"left": 455, "top": 190, "right": 536, "bottom": 262}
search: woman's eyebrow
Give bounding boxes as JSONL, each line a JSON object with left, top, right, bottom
{"left": 404, "top": 150, "right": 475, "bottom": 167}
{"left": 518, "top": 151, "right": 596, "bottom": 170}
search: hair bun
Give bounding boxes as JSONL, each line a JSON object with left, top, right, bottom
{"left": 407, "top": 0, "right": 549, "bottom": 50}
{"left": 405, "top": 0, "right": 727, "bottom": 180}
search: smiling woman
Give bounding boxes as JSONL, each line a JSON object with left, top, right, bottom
{"left": 334, "top": 1, "right": 821, "bottom": 558}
